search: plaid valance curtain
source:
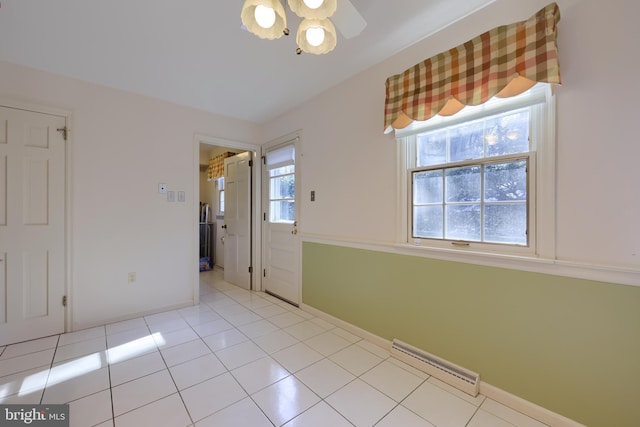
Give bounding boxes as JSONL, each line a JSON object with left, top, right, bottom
{"left": 384, "top": 3, "right": 561, "bottom": 133}
{"left": 207, "top": 152, "right": 234, "bottom": 180}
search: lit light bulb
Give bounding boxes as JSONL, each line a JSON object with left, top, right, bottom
{"left": 306, "top": 26, "right": 325, "bottom": 46}
{"left": 303, "top": 0, "right": 325, "bottom": 9}
{"left": 254, "top": 5, "right": 276, "bottom": 29}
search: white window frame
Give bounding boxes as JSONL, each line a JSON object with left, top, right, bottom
{"left": 217, "top": 177, "right": 225, "bottom": 215}
{"left": 397, "top": 83, "right": 556, "bottom": 260}
{"left": 265, "top": 143, "right": 296, "bottom": 224}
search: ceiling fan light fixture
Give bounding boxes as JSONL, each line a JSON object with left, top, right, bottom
{"left": 241, "top": 0, "right": 288, "bottom": 40}
{"left": 296, "top": 18, "right": 336, "bottom": 54}
{"left": 288, "top": 0, "right": 336, "bottom": 20}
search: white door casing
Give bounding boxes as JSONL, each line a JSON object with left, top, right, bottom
{"left": 262, "top": 138, "right": 300, "bottom": 305}
{"left": 0, "top": 106, "right": 66, "bottom": 346}
{"left": 223, "top": 152, "right": 252, "bottom": 289}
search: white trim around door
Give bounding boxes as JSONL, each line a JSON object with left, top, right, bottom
{"left": 193, "top": 134, "right": 262, "bottom": 302}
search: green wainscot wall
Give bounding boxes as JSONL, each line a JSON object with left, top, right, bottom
{"left": 302, "top": 242, "right": 640, "bottom": 427}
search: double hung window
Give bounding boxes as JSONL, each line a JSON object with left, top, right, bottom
{"left": 399, "top": 84, "right": 555, "bottom": 256}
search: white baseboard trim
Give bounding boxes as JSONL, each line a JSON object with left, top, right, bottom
{"left": 71, "top": 300, "right": 195, "bottom": 332}
{"left": 479, "top": 382, "right": 586, "bottom": 427}
{"left": 300, "top": 302, "right": 586, "bottom": 427}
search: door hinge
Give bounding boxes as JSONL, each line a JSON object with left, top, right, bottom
{"left": 249, "top": 160, "right": 253, "bottom": 167}
{"left": 62, "top": 295, "right": 67, "bottom": 307}
{"left": 263, "top": 212, "right": 266, "bottom": 221}
{"left": 248, "top": 266, "right": 253, "bottom": 274}
{"left": 56, "top": 126, "right": 69, "bottom": 141}
{"left": 261, "top": 155, "right": 266, "bottom": 164}
{"left": 263, "top": 269, "right": 266, "bottom": 277}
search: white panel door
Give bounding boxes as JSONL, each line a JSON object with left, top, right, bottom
{"left": 0, "top": 106, "right": 66, "bottom": 346}
{"left": 263, "top": 141, "right": 300, "bottom": 305}
{"left": 223, "top": 152, "right": 251, "bottom": 289}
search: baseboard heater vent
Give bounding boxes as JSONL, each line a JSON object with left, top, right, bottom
{"left": 391, "top": 339, "right": 480, "bottom": 397}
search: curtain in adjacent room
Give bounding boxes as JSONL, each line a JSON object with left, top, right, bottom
{"left": 207, "top": 152, "right": 234, "bottom": 180}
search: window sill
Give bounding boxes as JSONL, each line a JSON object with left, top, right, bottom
{"left": 395, "top": 241, "right": 555, "bottom": 270}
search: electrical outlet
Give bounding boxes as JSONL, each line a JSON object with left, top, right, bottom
{"left": 158, "top": 183, "right": 167, "bottom": 194}
{"left": 128, "top": 272, "right": 136, "bottom": 284}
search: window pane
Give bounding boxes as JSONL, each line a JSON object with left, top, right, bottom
{"left": 484, "top": 160, "right": 527, "bottom": 201}
{"left": 449, "top": 120, "right": 484, "bottom": 162}
{"left": 485, "top": 110, "right": 530, "bottom": 157}
{"left": 270, "top": 174, "right": 295, "bottom": 200}
{"left": 445, "top": 166, "right": 481, "bottom": 202}
{"left": 484, "top": 204, "right": 527, "bottom": 244}
{"left": 417, "top": 130, "right": 447, "bottom": 166}
{"left": 445, "top": 204, "right": 481, "bottom": 241}
{"left": 270, "top": 200, "right": 295, "bottom": 223}
{"left": 413, "top": 170, "right": 443, "bottom": 204}
{"left": 269, "top": 164, "right": 295, "bottom": 177}
{"left": 414, "top": 206, "right": 443, "bottom": 238}
{"left": 269, "top": 163, "right": 295, "bottom": 223}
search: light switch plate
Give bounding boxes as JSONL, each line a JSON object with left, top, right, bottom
{"left": 178, "top": 191, "right": 185, "bottom": 202}
{"left": 167, "top": 191, "right": 175, "bottom": 202}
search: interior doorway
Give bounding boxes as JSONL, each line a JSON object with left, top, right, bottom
{"left": 193, "top": 135, "right": 261, "bottom": 303}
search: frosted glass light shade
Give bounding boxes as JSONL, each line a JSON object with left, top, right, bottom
{"left": 296, "top": 18, "right": 336, "bottom": 54}
{"left": 241, "top": 0, "right": 288, "bottom": 40}
{"left": 254, "top": 5, "right": 276, "bottom": 28}
{"left": 288, "top": 0, "right": 337, "bottom": 19}
{"left": 303, "top": 0, "right": 324, "bottom": 9}
{"left": 306, "top": 26, "right": 325, "bottom": 46}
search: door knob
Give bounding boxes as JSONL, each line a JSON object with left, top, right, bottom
{"left": 291, "top": 229, "right": 298, "bottom": 235}
{"left": 221, "top": 224, "right": 227, "bottom": 229}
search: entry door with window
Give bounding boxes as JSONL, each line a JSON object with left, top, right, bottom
{"left": 223, "top": 152, "right": 252, "bottom": 290}
{"left": 263, "top": 141, "right": 300, "bottom": 305}
{"left": 0, "top": 106, "right": 66, "bottom": 346}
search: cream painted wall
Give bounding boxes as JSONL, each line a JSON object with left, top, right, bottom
{"left": 263, "top": 0, "right": 640, "bottom": 271}
{"left": 0, "top": 60, "right": 260, "bottom": 329}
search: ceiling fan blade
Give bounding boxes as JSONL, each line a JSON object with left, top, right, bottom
{"left": 332, "top": 0, "right": 367, "bottom": 39}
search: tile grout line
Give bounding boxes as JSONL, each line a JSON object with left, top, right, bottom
{"left": 104, "top": 324, "right": 116, "bottom": 427}
{"left": 38, "top": 334, "right": 61, "bottom": 405}
{"left": 160, "top": 310, "right": 202, "bottom": 427}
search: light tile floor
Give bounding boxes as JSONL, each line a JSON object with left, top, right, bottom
{"left": 0, "top": 270, "right": 549, "bottom": 427}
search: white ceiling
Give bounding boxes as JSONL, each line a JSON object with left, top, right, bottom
{"left": 0, "top": 0, "right": 495, "bottom": 124}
